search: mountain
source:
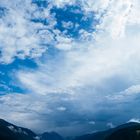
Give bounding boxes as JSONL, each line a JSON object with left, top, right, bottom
{"left": 0, "top": 119, "right": 37, "bottom": 140}
{"left": 74, "top": 122, "right": 140, "bottom": 140}
{"left": 105, "top": 123, "right": 140, "bottom": 140}
{"left": 40, "top": 132, "right": 64, "bottom": 140}
{"left": 0, "top": 119, "right": 64, "bottom": 140}
{"left": 0, "top": 119, "right": 140, "bottom": 140}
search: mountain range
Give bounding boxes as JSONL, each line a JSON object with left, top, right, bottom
{"left": 0, "top": 119, "right": 140, "bottom": 140}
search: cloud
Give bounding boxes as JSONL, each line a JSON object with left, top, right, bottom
{"left": 17, "top": 35, "right": 140, "bottom": 95}
{"left": 128, "top": 118, "right": 140, "bottom": 123}
{"left": 106, "top": 84, "right": 140, "bottom": 102}
{"left": 106, "top": 122, "right": 115, "bottom": 128}
{"left": 0, "top": 0, "right": 97, "bottom": 64}
{"left": 0, "top": 0, "right": 48, "bottom": 63}
{"left": 88, "top": 121, "right": 95, "bottom": 125}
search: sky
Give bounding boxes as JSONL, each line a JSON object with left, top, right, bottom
{"left": 0, "top": 0, "right": 140, "bottom": 136}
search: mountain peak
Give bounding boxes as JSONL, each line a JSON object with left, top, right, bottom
{"left": 40, "top": 131, "right": 64, "bottom": 140}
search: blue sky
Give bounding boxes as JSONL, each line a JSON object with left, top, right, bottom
{"left": 0, "top": 0, "right": 140, "bottom": 136}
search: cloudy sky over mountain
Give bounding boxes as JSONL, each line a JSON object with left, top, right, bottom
{"left": 0, "top": 0, "right": 140, "bottom": 136}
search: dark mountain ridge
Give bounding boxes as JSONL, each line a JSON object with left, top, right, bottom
{"left": 0, "top": 119, "right": 36, "bottom": 140}
{"left": 0, "top": 119, "right": 140, "bottom": 140}
{"left": 74, "top": 122, "right": 140, "bottom": 140}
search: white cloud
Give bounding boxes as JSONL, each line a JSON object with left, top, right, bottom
{"left": 128, "top": 118, "right": 140, "bottom": 123}
{"left": 106, "top": 122, "right": 115, "bottom": 128}
{"left": 88, "top": 121, "right": 95, "bottom": 125}
{"left": 17, "top": 35, "right": 140, "bottom": 95}
{"left": 0, "top": 0, "right": 140, "bottom": 63}
{"left": 51, "top": 0, "right": 76, "bottom": 8}
{"left": 57, "top": 106, "right": 67, "bottom": 111}
{"left": 62, "top": 21, "right": 74, "bottom": 29}
{"left": 96, "top": 0, "right": 132, "bottom": 38}
{"left": 106, "top": 84, "right": 140, "bottom": 102}
{"left": 55, "top": 36, "right": 74, "bottom": 50}
{"left": 0, "top": 0, "right": 49, "bottom": 63}
{"left": 0, "top": 0, "right": 99, "bottom": 64}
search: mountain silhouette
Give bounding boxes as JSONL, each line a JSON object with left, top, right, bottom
{"left": 74, "top": 122, "right": 140, "bottom": 140}
{"left": 0, "top": 119, "right": 140, "bottom": 140}
{"left": 0, "top": 119, "right": 36, "bottom": 140}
